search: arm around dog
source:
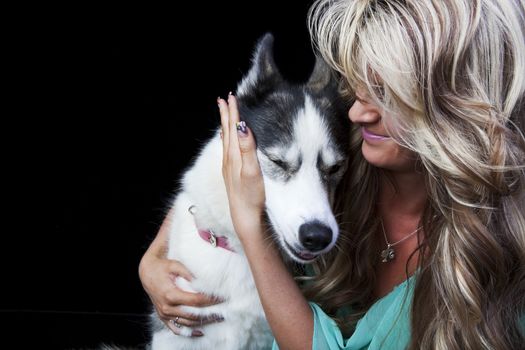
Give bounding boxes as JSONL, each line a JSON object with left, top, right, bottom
{"left": 219, "top": 94, "right": 314, "bottom": 350}
{"left": 139, "top": 208, "right": 222, "bottom": 335}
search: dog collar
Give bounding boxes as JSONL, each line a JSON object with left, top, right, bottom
{"left": 188, "top": 205, "right": 235, "bottom": 253}
{"left": 197, "top": 228, "right": 235, "bottom": 252}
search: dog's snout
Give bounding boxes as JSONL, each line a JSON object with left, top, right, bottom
{"left": 299, "top": 221, "right": 332, "bottom": 252}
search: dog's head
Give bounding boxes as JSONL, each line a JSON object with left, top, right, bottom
{"left": 235, "top": 33, "right": 351, "bottom": 263}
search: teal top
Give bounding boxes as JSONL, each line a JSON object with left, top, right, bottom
{"left": 272, "top": 274, "right": 416, "bottom": 350}
{"left": 272, "top": 273, "right": 525, "bottom": 350}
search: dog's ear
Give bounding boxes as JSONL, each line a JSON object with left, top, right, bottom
{"left": 236, "top": 33, "right": 283, "bottom": 98}
{"left": 306, "top": 55, "right": 338, "bottom": 95}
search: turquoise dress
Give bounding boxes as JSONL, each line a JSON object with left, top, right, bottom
{"left": 272, "top": 273, "right": 525, "bottom": 350}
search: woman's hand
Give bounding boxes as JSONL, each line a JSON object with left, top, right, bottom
{"left": 218, "top": 93, "right": 266, "bottom": 240}
{"left": 218, "top": 94, "right": 314, "bottom": 349}
{"left": 138, "top": 212, "right": 223, "bottom": 337}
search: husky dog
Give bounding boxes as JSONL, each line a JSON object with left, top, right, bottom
{"left": 150, "top": 33, "right": 350, "bottom": 350}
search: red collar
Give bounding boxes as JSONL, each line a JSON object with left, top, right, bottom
{"left": 197, "top": 228, "right": 235, "bottom": 252}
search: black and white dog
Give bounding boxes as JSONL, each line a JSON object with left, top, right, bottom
{"left": 150, "top": 33, "right": 350, "bottom": 350}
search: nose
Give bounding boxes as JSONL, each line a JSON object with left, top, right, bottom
{"left": 299, "top": 221, "right": 333, "bottom": 252}
{"left": 348, "top": 99, "right": 381, "bottom": 124}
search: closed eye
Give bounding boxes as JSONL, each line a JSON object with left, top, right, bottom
{"left": 327, "top": 163, "right": 342, "bottom": 175}
{"left": 321, "top": 161, "right": 345, "bottom": 178}
{"left": 269, "top": 157, "right": 289, "bottom": 171}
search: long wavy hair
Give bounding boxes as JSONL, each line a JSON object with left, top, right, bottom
{"left": 305, "top": 0, "right": 525, "bottom": 349}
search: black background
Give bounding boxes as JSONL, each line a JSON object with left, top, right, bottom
{"left": 6, "top": 1, "right": 316, "bottom": 348}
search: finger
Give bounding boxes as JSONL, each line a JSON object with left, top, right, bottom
{"left": 164, "top": 287, "right": 223, "bottom": 308}
{"left": 170, "top": 316, "right": 204, "bottom": 328}
{"left": 235, "top": 122, "right": 261, "bottom": 178}
{"left": 167, "top": 260, "right": 194, "bottom": 282}
{"left": 170, "top": 314, "right": 224, "bottom": 328}
{"left": 200, "top": 313, "right": 225, "bottom": 325}
{"left": 164, "top": 319, "right": 202, "bottom": 337}
{"left": 218, "top": 97, "right": 230, "bottom": 164}
{"left": 157, "top": 300, "right": 225, "bottom": 324}
{"left": 156, "top": 303, "right": 203, "bottom": 321}
{"left": 164, "top": 318, "right": 184, "bottom": 335}
{"left": 227, "top": 93, "right": 241, "bottom": 162}
{"left": 228, "top": 92, "right": 241, "bottom": 130}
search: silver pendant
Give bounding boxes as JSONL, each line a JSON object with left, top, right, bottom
{"left": 381, "top": 245, "right": 395, "bottom": 262}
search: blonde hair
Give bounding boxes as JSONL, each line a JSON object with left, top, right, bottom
{"left": 306, "top": 0, "right": 525, "bottom": 348}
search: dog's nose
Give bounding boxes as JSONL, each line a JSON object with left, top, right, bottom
{"left": 299, "top": 221, "right": 332, "bottom": 252}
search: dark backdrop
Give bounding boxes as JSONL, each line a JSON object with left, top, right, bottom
{"left": 5, "top": 2, "right": 316, "bottom": 349}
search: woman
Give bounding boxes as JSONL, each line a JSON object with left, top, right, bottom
{"left": 139, "top": 0, "right": 525, "bottom": 348}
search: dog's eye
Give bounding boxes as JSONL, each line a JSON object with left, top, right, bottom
{"left": 269, "top": 158, "right": 289, "bottom": 170}
{"left": 327, "top": 164, "right": 342, "bottom": 175}
{"left": 322, "top": 163, "right": 343, "bottom": 179}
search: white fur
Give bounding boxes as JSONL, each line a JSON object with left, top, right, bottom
{"left": 151, "top": 95, "right": 344, "bottom": 349}
{"left": 261, "top": 96, "right": 343, "bottom": 258}
{"left": 151, "top": 134, "right": 272, "bottom": 350}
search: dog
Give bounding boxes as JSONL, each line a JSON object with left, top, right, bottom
{"left": 150, "top": 32, "right": 350, "bottom": 350}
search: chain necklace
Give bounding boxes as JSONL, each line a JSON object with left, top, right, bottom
{"left": 380, "top": 219, "right": 422, "bottom": 263}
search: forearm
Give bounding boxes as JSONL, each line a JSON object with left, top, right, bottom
{"left": 218, "top": 95, "right": 313, "bottom": 348}
{"left": 151, "top": 209, "right": 175, "bottom": 254}
{"left": 140, "top": 208, "right": 173, "bottom": 276}
{"left": 241, "top": 221, "right": 313, "bottom": 350}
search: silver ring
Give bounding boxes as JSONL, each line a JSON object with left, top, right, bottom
{"left": 170, "top": 317, "right": 182, "bottom": 328}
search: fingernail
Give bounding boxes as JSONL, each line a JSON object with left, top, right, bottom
{"left": 236, "top": 121, "right": 248, "bottom": 136}
{"left": 202, "top": 315, "right": 224, "bottom": 323}
{"left": 220, "top": 130, "right": 223, "bottom": 139}
{"left": 192, "top": 330, "right": 204, "bottom": 337}
{"left": 212, "top": 296, "right": 225, "bottom": 303}
{"left": 217, "top": 96, "right": 221, "bottom": 107}
{"left": 228, "top": 91, "right": 233, "bottom": 96}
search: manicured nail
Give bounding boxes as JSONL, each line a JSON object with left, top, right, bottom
{"left": 236, "top": 121, "right": 248, "bottom": 136}
{"left": 212, "top": 296, "right": 225, "bottom": 303}
{"left": 202, "top": 313, "right": 222, "bottom": 322}
{"left": 192, "top": 330, "right": 204, "bottom": 337}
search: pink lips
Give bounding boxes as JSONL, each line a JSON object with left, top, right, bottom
{"left": 361, "top": 127, "right": 391, "bottom": 142}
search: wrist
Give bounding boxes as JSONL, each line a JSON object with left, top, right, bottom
{"left": 236, "top": 217, "right": 272, "bottom": 246}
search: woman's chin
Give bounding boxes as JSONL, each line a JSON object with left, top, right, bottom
{"left": 361, "top": 141, "right": 418, "bottom": 172}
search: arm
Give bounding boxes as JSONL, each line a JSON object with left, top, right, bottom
{"left": 218, "top": 94, "right": 313, "bottom": 350}
{"left": 242, "top": 223, "right": 314, "bottom": 350}
{"left": 138, "top": 208, "right": 222, "bottom": 337}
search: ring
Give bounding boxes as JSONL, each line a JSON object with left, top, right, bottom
{"left": 170, "top": 317, "right": 182, "bottom": 328}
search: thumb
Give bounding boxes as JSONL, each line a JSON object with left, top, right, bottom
{"left": 236, "top": 121, "right": 261, "bottom": 176}
{"left": 168, "top": 260, "right": 194, "bottom": 282}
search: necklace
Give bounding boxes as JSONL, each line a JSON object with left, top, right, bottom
{"left": 380, "top": 219, "right": 422, "bottom": 263}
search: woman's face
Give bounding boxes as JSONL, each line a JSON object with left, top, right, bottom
{"left": 348, "top": 89, "right": 418, "bottom": 172}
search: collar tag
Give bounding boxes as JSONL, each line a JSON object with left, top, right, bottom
{"left": 208, "top": 230, "right": 217, "bottom": 247}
